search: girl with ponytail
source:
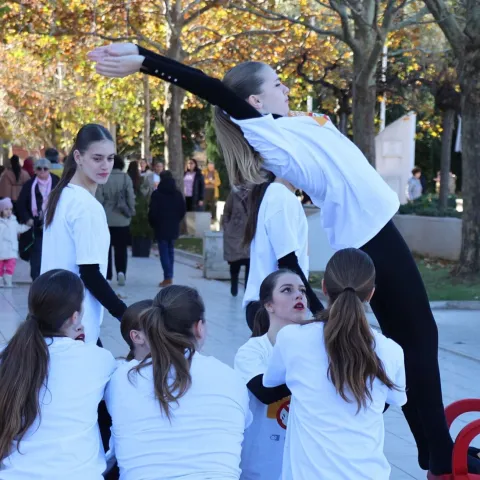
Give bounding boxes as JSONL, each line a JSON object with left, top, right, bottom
{"left": 263, "top": 248, "right": 406, "bottom": 479}
{"left": 235, "top": 269, "right": 310, "bottom": 480}
{"left": 105, "top": 285, "right": 252, "bottom": 480}
{"left": 42, "top": 124, "right": 127, "bottom": 343}
{"left": 0, "top": 269, "right": 116, "bottom": 479}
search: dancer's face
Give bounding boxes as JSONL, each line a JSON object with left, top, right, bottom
{"left": 248, "top": 66, "right": 290, "bottom": 117}
{"left": 265, "top": 273, "right": 308, "bottom": 325}
{"left": 74, "top": 140, "right": 115, "bottom": 186}
{"left": 59, "top": 309, "right": 85, "bottom": 342}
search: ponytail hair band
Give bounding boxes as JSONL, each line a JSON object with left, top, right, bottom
{"left": 343, "top": 287, "right": 356, "bottom": 293}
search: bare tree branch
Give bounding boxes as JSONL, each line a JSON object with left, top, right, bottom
{"left": 421, "top": 0, "right": 468, "bottom": 58}
{"left": 328, "top": 1, "right": 361, "bottom": 53}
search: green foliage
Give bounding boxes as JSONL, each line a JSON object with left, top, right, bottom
{"left": 130, "top": 192, "right": 154, "bottom": 239}
{"left": 398, "top": 194, "right": 460, "bottom": 218}
{"left": 205, "top": 113, "right": 230, "bottom": 201}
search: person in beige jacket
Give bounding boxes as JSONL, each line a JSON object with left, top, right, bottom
{"left": 96, "top": 155, "right": 135, "bottom": 286}
{"left": 0, "top": 156, "right": 31, "bottom": 208}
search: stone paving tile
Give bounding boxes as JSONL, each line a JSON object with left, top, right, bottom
{"left": 2, "top": 253, "right": 480, "bottom": 480}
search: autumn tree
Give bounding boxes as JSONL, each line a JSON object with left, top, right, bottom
{"left": 420, "top": 0, "right": 480, "bottom": 273}
{"left": 232, "top": 0, "right": 429, "bottom": 166}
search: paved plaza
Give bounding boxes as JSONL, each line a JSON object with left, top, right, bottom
{"left": 1, "top": 253, "right": 480, "bottom": 480}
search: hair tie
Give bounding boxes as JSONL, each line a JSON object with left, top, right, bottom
{"left": 343, "top": 287, "right": 356, "bottom": 293}
{"left": 156, "top": 304, "right": 166, "bottom": 314}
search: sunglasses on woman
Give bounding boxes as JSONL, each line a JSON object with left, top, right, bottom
{"left": 36, "top": 167, "right": 49, "bottom": 171}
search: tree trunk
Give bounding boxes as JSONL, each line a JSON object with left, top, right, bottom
{"left": 338, "top": 111, "right": 348, "bottom": 136}
{"left": 457, "top": 52, "right": 480, "bottom": 273}
{"left": 438, "top": 108, "right": 455, "bottom": 211}
{"left": 143, "top": 74, "right": 151, "bottom": 162}
{"left": 163, "top": 82, "right": 186, "bottom": 191}
{"left": 352, "top": 57, "right": 377, "bottom": 166}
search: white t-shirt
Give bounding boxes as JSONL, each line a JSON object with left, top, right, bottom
{"left": 243, "top": 183, "right": 309, "bottom": 308}
{"left": 263, "top": 322, "right": 406, "bottom": 480}
{"left": 235, "top": 334, "right": 289, "bottom": 480}
{"left": 1, "top": 337, "right": 116, "bottom": 480}
{"left": 41, "top": 184, "right": 110, "bottom": 343}
{"left": 234, "top": 114, "right": 400, "bottom": 250}
{"left": 105, "top": 352, "right": 252, "bottom": 480}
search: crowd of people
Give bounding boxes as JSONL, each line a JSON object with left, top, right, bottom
{"left": 0, "top": 38, "right": 472, "bottom": 480}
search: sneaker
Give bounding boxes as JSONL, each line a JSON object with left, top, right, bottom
{"left": 0, "top": 277, "right": 4, "bottom": 288}
{"left": 4, "top": 275, "right": 13, "bottom": 288}
{"left": 159, "top": 279, "right": 173, "bottom": 288}
{"left": 117, "top": 272, "right": 126, "bottom": 286}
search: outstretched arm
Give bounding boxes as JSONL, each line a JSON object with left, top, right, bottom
{"left": 89, "top": 43, "right": 260, "bottom": 121}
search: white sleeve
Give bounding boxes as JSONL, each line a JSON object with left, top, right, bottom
{"left": 234, "top": 342, "right": 267, "bottom": 383}
{"left": 386, "top": 345, "right": 407, "bottom": 407}
{"left": 263, "top": 331, "right": 287, "bottom": 388}
{"left": 71, "top": 206, "right": 108, "bottom": 266}
{"left": 265, "top": 207, "right": 300, "bottom": 260}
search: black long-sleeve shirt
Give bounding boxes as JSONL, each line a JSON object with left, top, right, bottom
{"left": 138, "top": 46, "right": 260, "bottom": 120}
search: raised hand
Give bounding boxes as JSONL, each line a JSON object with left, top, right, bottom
{"left": 92, "top": 54, "right": 145, "bottom": 78}
{"left": 88, "top": 43, "right": 139, "bottom": 61}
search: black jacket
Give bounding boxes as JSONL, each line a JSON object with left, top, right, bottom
{"left": 16, "top": 174, "right": 59, "bottom": 236}
{"left": 148, "top": 177, "right": 186, "bottom": 241}
{"left": 184, "top": 169, "right": 205, "bottom": 208}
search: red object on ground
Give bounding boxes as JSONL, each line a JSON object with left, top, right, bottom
{"left": 427, "top": 399, "right": 480, "bottom": 480}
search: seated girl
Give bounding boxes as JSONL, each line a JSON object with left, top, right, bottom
{"left": 235, "top": 269, "right": 310, "bottom": 480}
{"left": 105, "top": 285, "right": 252, "bottom": 480}
{"left": 263, "top": 248, "right": 407, "bottom": 480}
{"left": 0, "top": 269, "right": 116, "bottom": 479}
{"left": 120, "top": 299, "right": 153, "bottom": 362}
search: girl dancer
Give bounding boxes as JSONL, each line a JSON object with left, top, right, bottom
{"left": 42, "top": 124, "right": 127, "bottom": 343}
{"left": 105, "top": 285, "right": 251, "bottom": 480}
{"left": 0, "top": 269, "right": 116, "bottom": 479}
{"left": 89, "top": 43, "right": 468, "bottom": 476}
{"left": 235, "top": 269, "right": 309, "bottom": 480}
{"left": 242, "top": 175, "right": 322, "bottom": 329}
{"left": 264, "top": 248, "right": 406, "bottom": 479}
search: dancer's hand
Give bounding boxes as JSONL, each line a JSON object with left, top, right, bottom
{"left": 88, "top": 43, "right": 139, "bottom": 61}
{"left": 93, "top": 54, "right": 144, "bottom": 78}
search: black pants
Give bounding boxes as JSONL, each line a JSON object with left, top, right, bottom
{"left": 204, "top": 188, "right": 216, "bottom": 220}
{"left": 107, "top": 226, "right": 130, "bottom": 281}
{"left": 361, "top": 220, "right": 452, "bottom": 474}
{"left": 229, "top": 258, "right": 250, "bottom": 285}
{"left": 185, "top": 196, "right": 194, "bottom": 212}
{"left": 30, "top": 235, "right": 42, "bottom": 281}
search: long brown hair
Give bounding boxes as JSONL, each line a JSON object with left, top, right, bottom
{"left": 121, "top": 299, "right": 153, "bottom": 361}
{"left": 243, "top": 172, "right": 275, "bottom": 247}
{"left": 45, "top": 124, "right": 112, "bottom": 227}
{"left": 252, "top": 269, "right": 295, "bottom": 337}
{"left": 129, "top": 285, "right": 205, "bottom": 420}
{"left": 0, "top": 269, "right": 84, "bottom": 461}
{"left": 320, "top": 248, "right": 396, "bottom": 412}
{"left": 213, "top": 61, "right": 270, "bottom": 187}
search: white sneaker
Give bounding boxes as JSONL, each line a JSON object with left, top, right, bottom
{"left": 0, "top": 277, "right": 4, "bottom": 288}
{"left": 4, "top": 275, "right": 13, "bottom": 288}
{"left": 117, "top": 272, "right": 126, "bottom": 286}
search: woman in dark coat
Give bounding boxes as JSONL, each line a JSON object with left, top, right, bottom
{"left": 222, "top": 188, "right": 250, "bottom": 297}
{"left": 183, "top": 159, "right": 204, "bottom": 212}
{"left": 16, "top": 158, "right": 59, "bottom": 280}
{"left": 148, "top": 170, "right": 186, "bottom": 287}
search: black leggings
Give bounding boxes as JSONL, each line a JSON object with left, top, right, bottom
{"left": 361, "top": 220, "right": 452, "bottom": 474}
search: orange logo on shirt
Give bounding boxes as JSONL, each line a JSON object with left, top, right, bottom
{"left": 288, "top": 111, "right": 330, "bottom": 127}
{"left": 267, "top": 396, "right": 290, "bottom": 430}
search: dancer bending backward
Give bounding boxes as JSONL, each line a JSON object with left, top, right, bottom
{"left": 264, "top": 249, "right": 406, "bottom": 479}
{"left": 235, "top": 269, "right": 310, "bottom": 480}
{"left": 0, "top": 270, "right": 116, "bottom": 479}
{"left": 89, "top": 43, "right": 474, "bottom": 476}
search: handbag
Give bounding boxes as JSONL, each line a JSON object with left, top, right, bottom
{"left": 19, "top": 228, "right": 35, "bottom": 262}
{"left": 116, "top": 175, "right": 133, "bottom": 218}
